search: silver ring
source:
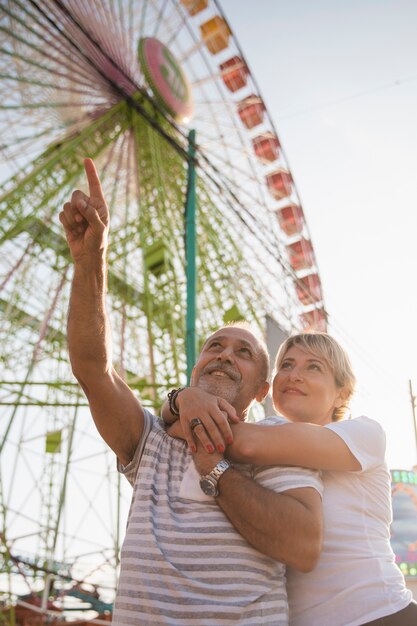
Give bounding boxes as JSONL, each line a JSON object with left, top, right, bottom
{"left": 190, "top": 418, "right": 203, "bottom": 431}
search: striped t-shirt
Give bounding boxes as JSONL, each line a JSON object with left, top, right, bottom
{"left": 112, "top": 411, "right": 322, "bottom": 626}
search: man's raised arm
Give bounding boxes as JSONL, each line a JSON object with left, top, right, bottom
{"left": 60, "top": 158, "right": 144, "bottom": 466}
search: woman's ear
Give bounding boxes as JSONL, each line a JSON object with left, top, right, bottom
{"left": 335, "top": 386, "right": 349, "bottom": 409}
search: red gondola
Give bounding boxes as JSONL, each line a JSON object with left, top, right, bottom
{"left": 300, "top": 308, "right": 327, "bottom": 332}
{"left": 252, "top": 132, "right": 280, "bottom": 162}
{"left": 266, "top": 169, "right": 292, "bottom": 200}
{"left": 220, "top": 56, "right": 249, "bottom": 92}
{"left": 296, "top": 273, "right": 322, "bottom": 305}
{"left": 276, "top": 203, "right": 304, "bottom": 236}
{"left": 237, "top": 95, "right": 265, "bottom": 129}
{"left": 287, "top": 238, "right": 314, "bottom": 271}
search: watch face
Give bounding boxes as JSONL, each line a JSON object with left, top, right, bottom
{"left": 199, "top": 477, "right": 217, "bottom": 497}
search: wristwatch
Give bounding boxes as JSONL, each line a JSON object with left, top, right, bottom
{"left": 199, "top": 459, "right": 232, "bottom": 497}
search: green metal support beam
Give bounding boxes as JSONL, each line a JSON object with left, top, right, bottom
{"left": 185, "top": 130, "right": 197, "bottom": 384}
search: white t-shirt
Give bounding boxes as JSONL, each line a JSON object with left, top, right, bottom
{"left": 286, "top": 416, "right": 412, "bottom": 626}
{"left": 112, "top": 412, "right": 323, "bottom": 626}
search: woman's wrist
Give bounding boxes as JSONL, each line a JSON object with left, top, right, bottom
{"left": 167, "top": 387, "right": 185, "bottom": 417}
{"left": 161, "top": 387, "right": 186, "bottom": 425}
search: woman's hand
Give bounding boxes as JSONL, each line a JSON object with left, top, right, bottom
{"left": 176, "top": 387, "right": 239, "bottom": 453}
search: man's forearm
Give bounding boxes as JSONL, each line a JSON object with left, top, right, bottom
{"left": 216, "top": 468, "right": 322, "bottom": 571}
{"left": 68, "top": 254, "right": 111, "bottom": 377}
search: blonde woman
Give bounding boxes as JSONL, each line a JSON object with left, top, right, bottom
{"left": 165, "top": 332, "right": 416, "bottom": 626}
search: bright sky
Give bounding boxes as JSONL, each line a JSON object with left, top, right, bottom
{"left": 222, "top": 0, "right": 417, "bottom": 469}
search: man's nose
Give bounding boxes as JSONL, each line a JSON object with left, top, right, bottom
{"left": 217, "top": 346, "right": 234, "bottom": 362}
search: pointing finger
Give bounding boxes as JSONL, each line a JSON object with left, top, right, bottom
{"left": 84, "top": 157, "right": 105, "bottom": 201}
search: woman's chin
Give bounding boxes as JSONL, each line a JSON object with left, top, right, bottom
{"left": 276, "top": 405, "right": 315, "bottom": 423}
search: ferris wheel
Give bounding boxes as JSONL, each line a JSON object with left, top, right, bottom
{"left": 0, "top": 0, "right": 326, "bottom": 621}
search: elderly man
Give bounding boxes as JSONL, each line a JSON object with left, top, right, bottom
{"left": 60, "top": 159, "right": 323, "bottom": 626}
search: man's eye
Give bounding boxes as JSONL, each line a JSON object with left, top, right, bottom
{"left": 239, "top": 347, "right": 252, "bottom": 356}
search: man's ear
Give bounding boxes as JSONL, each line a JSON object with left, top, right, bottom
{"left": 255, "top": 381, "right": 270, "bottom": 403}
{"left": 190, "top": 366, "right": 196, "bottom": 387}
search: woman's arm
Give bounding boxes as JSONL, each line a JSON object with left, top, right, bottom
{"left": 228, "top": 421, "right": 361, "bottom": 471}
{"left": 161, "top": 388, "right": 363, "bottom": 472}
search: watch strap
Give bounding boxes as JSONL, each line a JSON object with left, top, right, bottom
{"left": 209, "top": 459, "right": 231, "bottom": 482}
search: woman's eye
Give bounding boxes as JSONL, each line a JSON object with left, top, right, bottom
{"left": 308, "top": 363, "right": 322, "bottom": 371}
{"left": 280, "top": 361, "right": 292, "bottom": 369}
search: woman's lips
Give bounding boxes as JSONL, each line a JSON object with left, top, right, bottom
{"left": 283, "top": 387, "right": 306, "bottom": 395}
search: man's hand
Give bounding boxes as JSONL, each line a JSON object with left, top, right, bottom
{"left": 166, "top": 420, "right": 185, "bottom": 441}
{"left": 59, "top": 158, "right": 109, "bottom": 263}
{"left": 191, "top": 438, "right": 223, "bottom": 476}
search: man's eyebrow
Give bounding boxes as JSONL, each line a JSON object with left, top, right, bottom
{"left": 204, "top": 336, "right": 223, "bottom": 345}
{"left": 238, "top": 339, "right": 256, "bottom": 350}
{"left": 234, "top": 338, "right": 260, "bottom": 355}
{"left": 206, "top": 335, "right": 257, "bottom": 350}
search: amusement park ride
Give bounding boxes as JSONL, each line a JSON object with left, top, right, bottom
{"left": 0, "top": 0, "right": 328, "bottom": 622}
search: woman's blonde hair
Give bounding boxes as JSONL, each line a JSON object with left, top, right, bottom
{"left": 274, "top": 332, "right": 356, "bottom": 421}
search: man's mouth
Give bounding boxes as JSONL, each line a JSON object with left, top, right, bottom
{"left": 203, "top": 366, "right": 240, "bottom": 381}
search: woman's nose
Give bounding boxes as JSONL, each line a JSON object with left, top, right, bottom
{"left": 288, "top": 366, "right": 303, "bottom": 381}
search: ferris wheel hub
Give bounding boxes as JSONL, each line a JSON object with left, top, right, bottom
{"left": 138, "top": 37, "right": 194, "bottom": 124}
